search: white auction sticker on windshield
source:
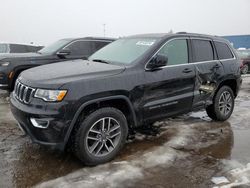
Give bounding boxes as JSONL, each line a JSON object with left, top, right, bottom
{"left": 136, "top": 41, "right": 155, "bottom": 46}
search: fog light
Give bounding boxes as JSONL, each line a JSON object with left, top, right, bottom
{"left": 30, "top": 118, "right": 49, "bottom": 129}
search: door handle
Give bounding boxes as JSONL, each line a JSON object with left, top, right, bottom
{"left": 182, "top": 68, "right": 193, "bottom": 73}
{"left": 214, "top": 64, "right": 220, "bottom": 68}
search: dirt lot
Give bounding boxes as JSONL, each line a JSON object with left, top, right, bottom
{"left": 1, "top": 76, "right": 250, "bottom": 188}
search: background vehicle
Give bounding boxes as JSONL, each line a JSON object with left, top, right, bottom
{"left": 237, "top": 49, "right": 250, "bottom": 74}
{"left": 10, "top": 33, "right": 241, "bottom": 165}
{"left": 0, "top": 43, "right": 43, "bottom": 54}
{"left": 0, "top": 37, "right": 115, "bottom": 91}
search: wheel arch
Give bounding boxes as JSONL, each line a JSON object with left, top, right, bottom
{"left": 216, "top": 78, "right": 238, "bottom": 98}
{"left": 64, "top": 95, "right": 137, "bottom": 148}
{"left": 10, "top": 67, "right": 30, "bottom": 91}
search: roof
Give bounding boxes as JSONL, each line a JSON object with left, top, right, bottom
{"left": 125, "top": 32, "right": 228, "bottom": 42}
{"left": 0, "top": 42, "right": 43, "bottom": 47}
{"left": 62, "top": 37, "right": 116, "bottom": 42}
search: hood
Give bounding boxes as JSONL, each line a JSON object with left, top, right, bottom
{"left": 19, "top": 59, "right": 125, "bottom": 88}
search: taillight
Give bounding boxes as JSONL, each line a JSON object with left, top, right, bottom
{"left": 240, "top": 60, "right": 244, "bottom": 68}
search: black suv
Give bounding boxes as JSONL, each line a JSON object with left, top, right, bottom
{"left": 0, "top": 37, "right": 114, "bottom": 91}
{"left": 10, "top": 33, "right": 241, "bottom": 165}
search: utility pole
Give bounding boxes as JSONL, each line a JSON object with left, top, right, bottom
{"left": 103, "top": 24, "right": 106, "bottom": 37}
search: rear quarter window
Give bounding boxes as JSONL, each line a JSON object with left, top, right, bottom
{"left": 214, "top": 41, "right": 234, "bottom": 60}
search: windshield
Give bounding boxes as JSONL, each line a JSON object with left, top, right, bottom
{"left": 237, "top": 50, "right": 250, "bottom": 59}
{"left": 89, "top": 38, "right": 158, "bottom": 65}
{"left": 38, "top": 39, "right": 70, "bottom": 54}
{"left": 0, "top": 44, "right": 9, "bottom": 53}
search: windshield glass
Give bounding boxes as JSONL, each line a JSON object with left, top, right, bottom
{"left": 237, "top": 50, "right": 250, "bottom": 59}
{"left": 89, "top": 38, "right": 158, "bottom": 65}
{"left": 0, "top": 44, "right": 9, "bottom": 53}
{"left": 39, "top": 39, "right": 70, "bottom": 54}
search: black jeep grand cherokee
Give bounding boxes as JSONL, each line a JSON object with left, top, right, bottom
{"left": 10, "top": 33, "right": 241, "bottom": 165}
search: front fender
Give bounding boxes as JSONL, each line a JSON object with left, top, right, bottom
{"left": 63, "top": 95, "right": 137, "bottom": 149}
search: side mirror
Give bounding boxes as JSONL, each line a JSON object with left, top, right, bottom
{"left": 147, "top": 54, "right": 168, "bottom": 70}
{"left": 56, "top": 49, "right": 71, "bottom": 57}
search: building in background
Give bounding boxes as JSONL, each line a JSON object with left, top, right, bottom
{"left": 222, "top": 35, "right": 250, "bottom": 49}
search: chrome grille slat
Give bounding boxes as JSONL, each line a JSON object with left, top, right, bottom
{"left": 23, "top": 87, "right": 28, "bottom": 102}
{"left": 14, "top": 80, "right": 35, "bottom": 104}
{"left": 17, "top": 83, "right": 22, "bottom": 99}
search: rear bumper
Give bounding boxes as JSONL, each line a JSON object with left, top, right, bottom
{"left": 10, "top": 93, "right": 72, "bottom": 150}
{"left": 236, "top": 77, "right": 242, "bottom": 96}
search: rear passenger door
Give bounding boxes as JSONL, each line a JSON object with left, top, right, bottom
{"left": 191, "top": 38, "right": 224, "bottom": 109}
{"left": 143, "top": 38, "right": 196, "bottom": 122}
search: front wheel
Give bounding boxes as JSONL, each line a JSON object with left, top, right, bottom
{"left": 74, "top": 107, "right": 128, "bottom": 165}
{"left": 206, "top": 86, "right": 235, "bottom": 121}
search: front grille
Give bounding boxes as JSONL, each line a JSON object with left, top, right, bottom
{"left": 14, "top": 80, "right": 35, "bottom": 104}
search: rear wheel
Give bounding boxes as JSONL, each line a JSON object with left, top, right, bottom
{"left": 206, "top": 86, "right": 234, "bottom": 121}
{"left": 74, "top": 107, "right": 128, "bottom": 165}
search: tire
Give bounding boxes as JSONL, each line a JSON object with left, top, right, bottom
{"left": 74, "top": 107, "right": 128, "bottom": 165}
{"left": 206, "top": 86, "right": 235, "bottom": 121}
{"left": 241, "top": 64, "right": 249, "bottom": 75}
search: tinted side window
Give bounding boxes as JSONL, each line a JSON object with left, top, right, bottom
{"left": 157, "top": 39, "right": 188, "bottom": 66}
{"left": 214, "top": 41, "right": 234, "bottom": 59}
{"left": 94, "top": 41, "right": 110, "bottom": 51}
{"left": 10, "top": 44, "right": 28, "bottom": 53}
{"left": 66, "top": 41, "right": 93, "bottom": 56}
{"left": 192, "top": 39, "right": 214, "bottom": 62}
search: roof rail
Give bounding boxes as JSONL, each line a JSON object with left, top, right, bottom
{"left": 176, "top": 32, "right": 187, "bottom": 34}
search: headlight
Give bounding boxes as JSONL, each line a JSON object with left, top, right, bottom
{"left": 0, "top": 62, "right": 10, "bottom": 67}
{"left": 34, "top": 89, "right": 67, "bottom": 102}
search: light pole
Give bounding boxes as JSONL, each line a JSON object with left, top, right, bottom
{"left": 103, "top": 24, "right": 106, "bottom": 37}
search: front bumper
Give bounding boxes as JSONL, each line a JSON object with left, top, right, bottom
{"left": 0, "top": 72, "right": 9, "bottom": 89}
{"left": 10, "top": 93, "right": 72, "bottom": 150}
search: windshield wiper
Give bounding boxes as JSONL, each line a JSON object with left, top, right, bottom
{"left": 91, "top": 59, "right": 110, "bottom": 64}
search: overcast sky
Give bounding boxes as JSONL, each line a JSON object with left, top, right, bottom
{"left": 0, "top": 0, "right": 249, "bottom": 45}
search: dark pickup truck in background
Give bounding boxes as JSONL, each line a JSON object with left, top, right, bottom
{"left": 0, "top": 37, "right": 114, "bottom": 91}
{"left": 237, "top": 49, "right": 250, "bottom": 74}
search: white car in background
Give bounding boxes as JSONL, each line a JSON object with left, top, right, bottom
{"left": 0, "top": 43, "right": 43, "bottom": 54}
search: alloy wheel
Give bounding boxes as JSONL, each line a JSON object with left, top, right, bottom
{"left": 219, "top": 91, "right": 233, "bottom": 116}
{"left": 86, "top": 117, "right": 121, "bottom": 157}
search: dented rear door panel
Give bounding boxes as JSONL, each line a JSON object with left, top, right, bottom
{"left": 192, "top": 60, "right": 224, "bottom": 109}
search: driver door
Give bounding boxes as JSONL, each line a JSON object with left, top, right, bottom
{"left": 142, "top": 38, "right": 196, "bottom": 123}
